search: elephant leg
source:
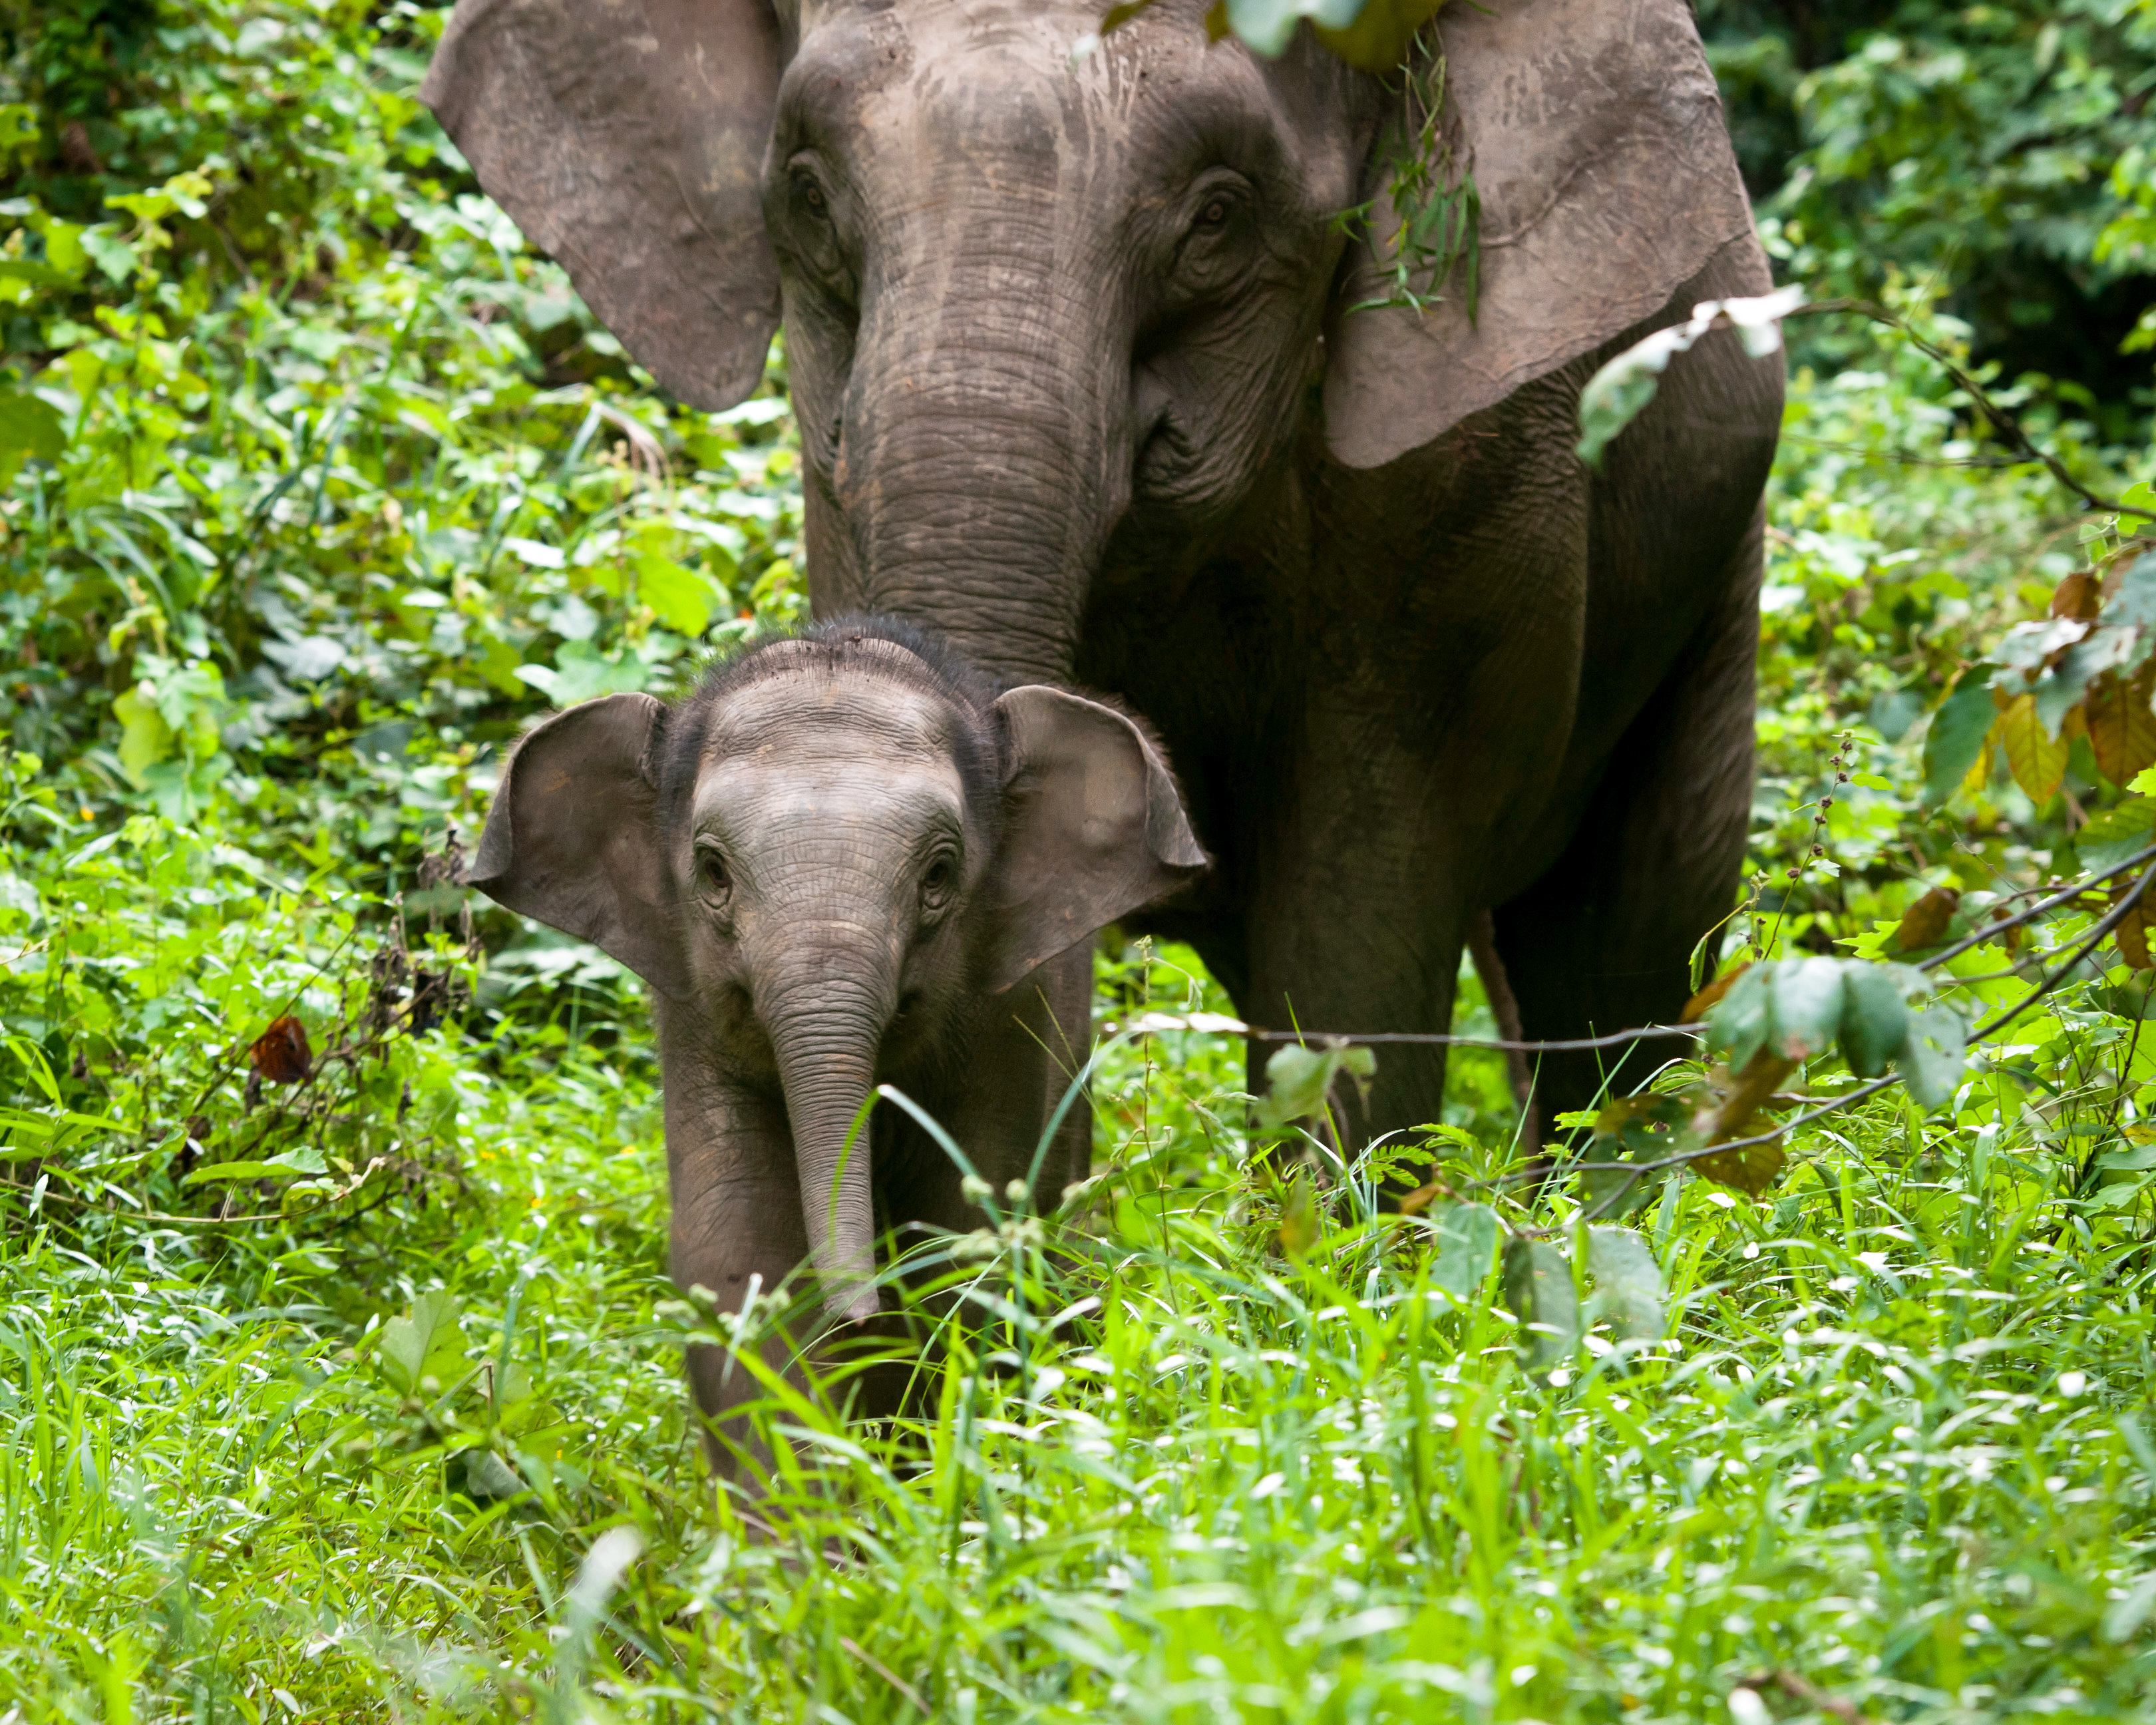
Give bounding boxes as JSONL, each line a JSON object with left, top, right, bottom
{"left": 662, "top": 1079, "right": 820, "bottom": 1484}
{"left": 1240, "top": 718, "right": 1467, "bottom": 1169}
{"left": 896, "top": 943, "right": 1095, "bottom": 1237}
{"left": 1491, "top": 508, "right": 1763, "bottom": 1127}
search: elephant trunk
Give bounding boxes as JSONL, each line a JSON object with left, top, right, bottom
{"left": 761, "top": 962, "right": 891, "bottom": 1326}
{"left": 834, "top": 309, "right": 1131, "bottom": 685}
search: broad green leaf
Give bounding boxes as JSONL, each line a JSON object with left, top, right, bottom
{"left": 112, "top": 688, "right": 174, "bottom": 783}
{"left": 1427, "top": 1201, "right": 1499, "bottom": 1302}
{"left": 1705, "top": 962, "right": 1773, "bottom": 1073}
{"left": 460, "top": 1448, "right": 525, "bottom": 1499}
{"left": 2077, "top": 797, "right": 2156, "bottom": 872}
{"left": 635, "top": 550, "right": 717, "bottom": 636}
{"left": 1256, "top": 1040, "right": 1375, "bottom": 1130}
{"left": 378, "top": 1291, "right": 467, "bottom": 1397}
{"left": 181, "top": 1161, "right": 289, "bottom": 1185}
{"left": 1502, "top": 1238, "right": 1579, "bottom": 1370}
{"left": 1922, "top": 669, "right": 1999, "bottom": 804}
{"left": 1899, "top": 1004, "right": 1968, "bottom": 1111}
{"left": 1770, "top": 957, "right": 1846, "bottom": 1060}
{"left": 1586, "top": 1225, "right": 1664, "bottom": 1342}
{"left": 1839, "top": 962, "right": 1914, "bottom": 1078}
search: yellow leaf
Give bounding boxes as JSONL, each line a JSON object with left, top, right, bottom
{"left": 1996, "top": 693, "right": 2067, "bottom": 804}
{"left": 1962, "top": 719, "right": 1998, "bottom": 799}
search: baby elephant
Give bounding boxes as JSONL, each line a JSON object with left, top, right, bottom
{"left": 468, "top": 620, "right": 1203, "bottom": 1430}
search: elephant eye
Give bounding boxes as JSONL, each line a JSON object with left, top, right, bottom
{"left": 919, "top": 852, "right": 958, "bottom": 914}
{"left": 1192, "top": 194, "right": 1232, "bottom": 230}
{"left": 792, "top": 169, "right": 830, "bottom": 220}
{"left": 695, "top": 845, "right": 733, "bottom": 902}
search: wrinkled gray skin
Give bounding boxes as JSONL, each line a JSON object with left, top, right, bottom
{"left": 468, "top": 622, "right": 1202, "bottom": 1446}
{"left": 429, "top": 0, "right": 1781, "bottom": 1160}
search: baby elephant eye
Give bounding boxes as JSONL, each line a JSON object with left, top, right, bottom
{"left": 696, "top": 846, "right": 732, "bottom": 900}
{"left": 919, "top": 853, "right": 958, "bottom": 913}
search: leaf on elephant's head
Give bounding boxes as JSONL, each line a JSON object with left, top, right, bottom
{"left": 1310, "top": 0, "right": 1451, "bottom": 72}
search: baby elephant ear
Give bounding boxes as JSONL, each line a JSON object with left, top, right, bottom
{"left": 987, "top": 687, "right": 1208, "bottom": 995}
{"left": 466, "top": 693, "right": 692, "bottom": 1001}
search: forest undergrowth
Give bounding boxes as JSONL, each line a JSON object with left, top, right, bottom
{"left": 4, "top": 1, "right": 2156, "bottom": 1720}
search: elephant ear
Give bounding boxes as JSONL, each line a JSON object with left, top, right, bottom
{"left": 986, "top": 687, "right": 1208, "bottom": 995}
{"left": 1322, "top": 0, "right": 1758, "bottom": 469}
{"left": 421, "top": 0, "right": 782, "bottom": 411}
{"left": 466, "top": 693, "right": 693, "bottom": 1001}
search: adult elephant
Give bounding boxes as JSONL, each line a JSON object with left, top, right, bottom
{"left": 424, "top": 0, "right": 1780, "bottom": 1163}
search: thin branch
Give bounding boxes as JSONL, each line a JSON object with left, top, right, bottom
{"left": 1796, "top": 299, "right": 2153, "bottom": 522}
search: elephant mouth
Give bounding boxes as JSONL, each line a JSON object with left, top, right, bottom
{"left": 1133, "top": 410, "right": 1203, "bottom": 500}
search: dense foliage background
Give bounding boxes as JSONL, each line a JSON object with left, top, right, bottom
{"left": 1, "top": 0, "right": 2153, "bottom": 1719}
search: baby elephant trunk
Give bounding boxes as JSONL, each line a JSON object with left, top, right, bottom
{"left": 760, "top": 956, "right": 892, "bottom": 1326}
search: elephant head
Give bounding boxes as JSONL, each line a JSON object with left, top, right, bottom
{"left": 466, "top": 622, "right": 1203, "bottom": 1322}
{"left": 422, "top": 0, "right": 1757, "bottom": 681}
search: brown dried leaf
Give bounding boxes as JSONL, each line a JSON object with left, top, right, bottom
{"left": 1996, "top": 692, "right": 2068, "bottom": 805}
{"left": 2052, "top": 571, "right": 2103, "bottom": 620}
{"left": 2117, "top": 877, "right": 2155, "bottom": 971}
{"left": 1681, "top": 962, "right": 1751, "bottom": 1024}
{"left": 1892, "top": 886, "right": 1961, "bottom": 952}
{"left": 1686, "top": 1054, "right": 1794, "bottom": 1197}
{"left": 2087, "top": 662, "right": 2156, "bottom": 787}
{"left": 1690, "top": 1139, "right": 1789, "bottom": 1197}
{"left": 250, "top": 1015, "right": 313, "bottom": 1084}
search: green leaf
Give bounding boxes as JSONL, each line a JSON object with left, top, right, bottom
{"left": 181, "top": 1162, "right": 287, "bottom": 1185}
{"left": 1922, "top": 668, "right": 1998, "bottom": 805}
{"left": 377, "top": 1291, "right": 467, "bottom": 1397}
{"left": 0, "top": 389, "right": 65, "bottom": 489}
{"left": 1838, "top": 962, "right": 1916, "bottom": 1078}
{"left": 2077, "top": 797, "right": 2156, "bottom": 872}
{"left": 460, "top": 1448, "right": 525, "bottom": 1499}
{"left": 80, "top": 227, "right": 138, "bottom": 285}
{"left": 1427, "top": 1201, "right": 1499, "bottom": 1302}
{"left": 1705, "top": 962, "right": 1774, "bottom": 1073}
{"left": 1586, "top": 1225, "right": 1665, "bottom": 1342}
{"left": 635, "top": 550, "right": 717, "bottom": 636}
{"left": 1770, "top": 957, "right": 1846, "bottom": 1061}
{"left": 1256, "top": 1040, "right": 1375, "bottom": 1131}
{"left": 1502, "top": 1238, "right": 1580, "bottom": 1370}
{"left": 1899, "top": 1004, "right": 1968, "bottom": 1111}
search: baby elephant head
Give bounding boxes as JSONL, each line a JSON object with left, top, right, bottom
{"left": 467, "top": 620, "right": 1205, "bottom": 1322}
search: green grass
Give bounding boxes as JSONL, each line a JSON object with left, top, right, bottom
{"left": 5, "top": 932, "right": 2156, "bottom": 1723}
